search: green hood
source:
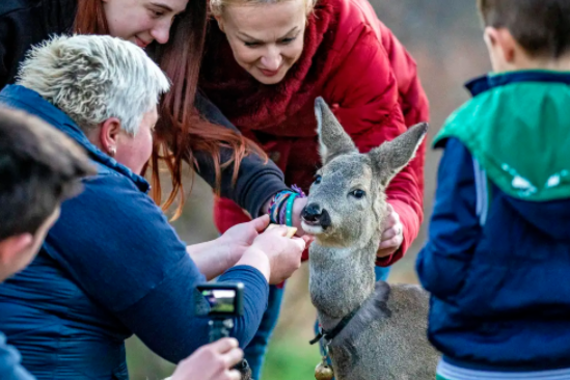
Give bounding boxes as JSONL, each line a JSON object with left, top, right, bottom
{"left": 434, "top": 71, "right": 570, "bottom": 202}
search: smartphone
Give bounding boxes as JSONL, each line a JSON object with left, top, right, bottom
{"left": 195, "top": 283, "right": 244, "bottom": 317}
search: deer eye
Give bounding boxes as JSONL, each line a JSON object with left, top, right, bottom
{"left": 350, "top": 189, "right": 366, "bottom": 199}
{"left": 314, "top": 175, "right": 322, "bottom": 185}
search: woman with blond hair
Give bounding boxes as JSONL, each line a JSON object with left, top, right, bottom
{"left": 198, "top": 0, "right": 429, "bottom": 376}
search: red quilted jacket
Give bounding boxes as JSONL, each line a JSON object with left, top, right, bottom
{"left": 200, "top": 0, "right": 429, "bottom": 266}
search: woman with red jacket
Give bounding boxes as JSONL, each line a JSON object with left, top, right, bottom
{"left": 200, "top": 0, "right": 429, "bottom": 376}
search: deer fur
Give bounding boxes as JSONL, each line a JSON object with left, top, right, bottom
{"left": 302, "top": 97, "right": 438, "bottom": 380}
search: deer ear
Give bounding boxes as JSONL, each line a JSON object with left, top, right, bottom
{"left": 368, "top": 122, "right": 428, "bottom": 186}
{"left": 315, "top": 97, "right": 357, "bottom": 165}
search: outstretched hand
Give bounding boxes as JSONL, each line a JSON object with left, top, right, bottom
{"left": 249, "top": 225, "right": 306, "bottom": 284}
{"left": 377, "top": 203, "right": 403, "bottom": 258}
{"left": 217, "top": 215, "right": 271, "bottom": 265}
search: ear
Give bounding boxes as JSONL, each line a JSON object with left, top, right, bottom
{"left": 99, "top": 117, "right": 122, "bottom": 157}
{"left": 368, "top": 122, "right": 428, "bottom": 187}
{"left": 314, "top": 97, "right": 356, "bottom": 165}
{"left": 0, "top": 234, "right": 33, "bottom": 266}
{"left": 214, "top": 15, "right": 225, "bottom": 33}
{"left": 484, "top": 27, "right": 517, "bottom": 68}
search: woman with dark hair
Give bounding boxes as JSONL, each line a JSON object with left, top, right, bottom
{"left": 1, "top": 0, "right": 291, "bottom": 221}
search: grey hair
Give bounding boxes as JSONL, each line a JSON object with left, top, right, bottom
{"left": 16, "top": 35, "right": 170, "bottom": 135}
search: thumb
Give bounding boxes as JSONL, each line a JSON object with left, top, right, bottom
{"left": 251, "top": 215, "right": 270, "bottom": 232}
{"left": 208, "top": 338, "right": 239, "bottom": 354}
{"left": 291, "top": 237, "right": 306, "bottom": 251}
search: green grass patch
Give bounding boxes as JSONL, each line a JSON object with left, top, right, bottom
{"left": 262, "top": 335, "right": 321, "bottom": 380}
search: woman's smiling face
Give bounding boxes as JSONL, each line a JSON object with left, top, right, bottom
{"left": 216, "top": 0, "right": 308, "bottom": 85}
{"left": 102, "top": 0, "right": 188, "bottom": 48}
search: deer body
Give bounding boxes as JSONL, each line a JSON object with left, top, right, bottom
{"left": 304, "top": 98, "right": 438, "bottom": 380}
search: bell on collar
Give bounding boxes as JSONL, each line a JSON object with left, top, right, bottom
{"left": 315, "top": 356, "right": 334, "bottom": 380}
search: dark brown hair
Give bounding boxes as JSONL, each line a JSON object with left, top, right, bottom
{"left": 477, "top": 0, "right": 570, "bottom": 58}
{"left": 74, "top": 0, "right": 265, "bottom": 218}
{"left": 0, "top": 107, "right": 95, "bottom": 240}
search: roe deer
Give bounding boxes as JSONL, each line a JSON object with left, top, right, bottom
{"left": 302, "top": 97, "right": 438, "bottom": 380}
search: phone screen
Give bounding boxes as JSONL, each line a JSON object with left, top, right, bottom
{"left": 201, "top": 289, "right": 237, "bottom": 314}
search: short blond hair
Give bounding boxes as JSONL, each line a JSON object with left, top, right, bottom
{"left": 17, "top": 35, "right": 170, "bottom": 135}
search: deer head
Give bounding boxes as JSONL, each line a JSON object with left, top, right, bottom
{"left": 302, "top": 97, "right": 427, "bottom": 250}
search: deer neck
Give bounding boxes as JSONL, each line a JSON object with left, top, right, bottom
{"left": 309, "top": 237, "right": 378, "bottom": 331}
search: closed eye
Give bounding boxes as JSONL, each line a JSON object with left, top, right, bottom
{"left": 148, "top": 8, "right": 165, "bottom": 18}
{"left": 279, "top": 36, "right": 297, "bottom": 45}
{"left": 244, "top": 41, "right": 261, "bottom": 47}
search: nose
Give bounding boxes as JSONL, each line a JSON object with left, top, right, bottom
{"left": 303, "top": 203, "right": 332, "bottom": 230}
{"left": 260, "top": 47, "right": 282, "bottom": 70}
{"left": 150, "top": 22, "right": 171, "bottom": 45}
{"left": 302, "top": 203, "right": 322, "bottom": 223}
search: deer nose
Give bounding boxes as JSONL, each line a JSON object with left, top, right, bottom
{"left": 302, "top": 203, "right": 322, "bottom": 223}
{"left": 302, "top": 203, "right": 332, "bottom": 230}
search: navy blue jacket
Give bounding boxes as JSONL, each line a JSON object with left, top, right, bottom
{"left": 417, "top": 137, "right": 570, "bottom": 371}
{"left": 0, "top": 85, "right": 269, "bottom": 380}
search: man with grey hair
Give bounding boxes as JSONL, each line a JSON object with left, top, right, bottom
{"left": 0, "top": 34, "right": 305, "bottom": 380}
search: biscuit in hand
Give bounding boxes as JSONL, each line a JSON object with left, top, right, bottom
{"left": 266, "top": 224, "right": 297, "bottom": 238}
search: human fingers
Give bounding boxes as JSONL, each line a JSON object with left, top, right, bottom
{"left": 381, "top": 226, "right": 398, "bottom": 241}
{"left": 209, "top": 338, "right": 239, "bottom": 354}
{"left": 221, "top": 347, "right": 244, "bottom": 368}
{"left": 290, "top": 237, "right": 306, "bottom": 251}
{"left": 226, "top": 369, "right": 242, "bottom": 380}
{"left": 378, "top": 235, "right": 403, "bottom": 251}
{"left": 250, "top": 215, "right": 270, "bottom": 233}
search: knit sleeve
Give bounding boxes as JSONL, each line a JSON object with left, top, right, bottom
{"left": 194, "top": 92, "right": 289, "bottom": 217}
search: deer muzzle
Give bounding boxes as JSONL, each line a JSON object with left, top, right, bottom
{"left": 302, "top": 203, "right": 332, "bottom": 230}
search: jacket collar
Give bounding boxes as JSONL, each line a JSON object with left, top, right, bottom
{"left": 466, "top": 70, "right": 570, "bottom": 97}
{"left": 0, "top": 85, "right": 150, "bottom": 193}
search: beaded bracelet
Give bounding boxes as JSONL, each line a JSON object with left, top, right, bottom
{"left": 268, "top": 185, "right": 306, "bottom": 226}
{"left": 285, "top": 192, "right": 298, "bottom": 227}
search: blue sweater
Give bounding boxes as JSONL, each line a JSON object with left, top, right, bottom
{"left": 0, "top": 85, "right": 269, "bottom": 379}
{"left": 417, "top": 137, "right": 570, "bottom": 371}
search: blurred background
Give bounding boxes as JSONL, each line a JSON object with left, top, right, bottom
{"left": 127, "top": 0, "right": 491, "bottom": 378}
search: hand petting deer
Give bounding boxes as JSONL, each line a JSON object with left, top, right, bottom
{"left": 302, "top": 97, "right": 438, "bottom": 380}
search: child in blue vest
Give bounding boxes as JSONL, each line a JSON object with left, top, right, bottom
{"left": 417, "top": 0, "right": 570, "bottom": 379}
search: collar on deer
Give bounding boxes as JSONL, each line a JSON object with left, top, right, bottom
{"left": 309, "top": 303, "right": 363, "bottom": 346}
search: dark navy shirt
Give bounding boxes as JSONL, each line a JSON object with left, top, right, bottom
{"left": 0, "top": 85, "right": 270, "bottom": 379}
